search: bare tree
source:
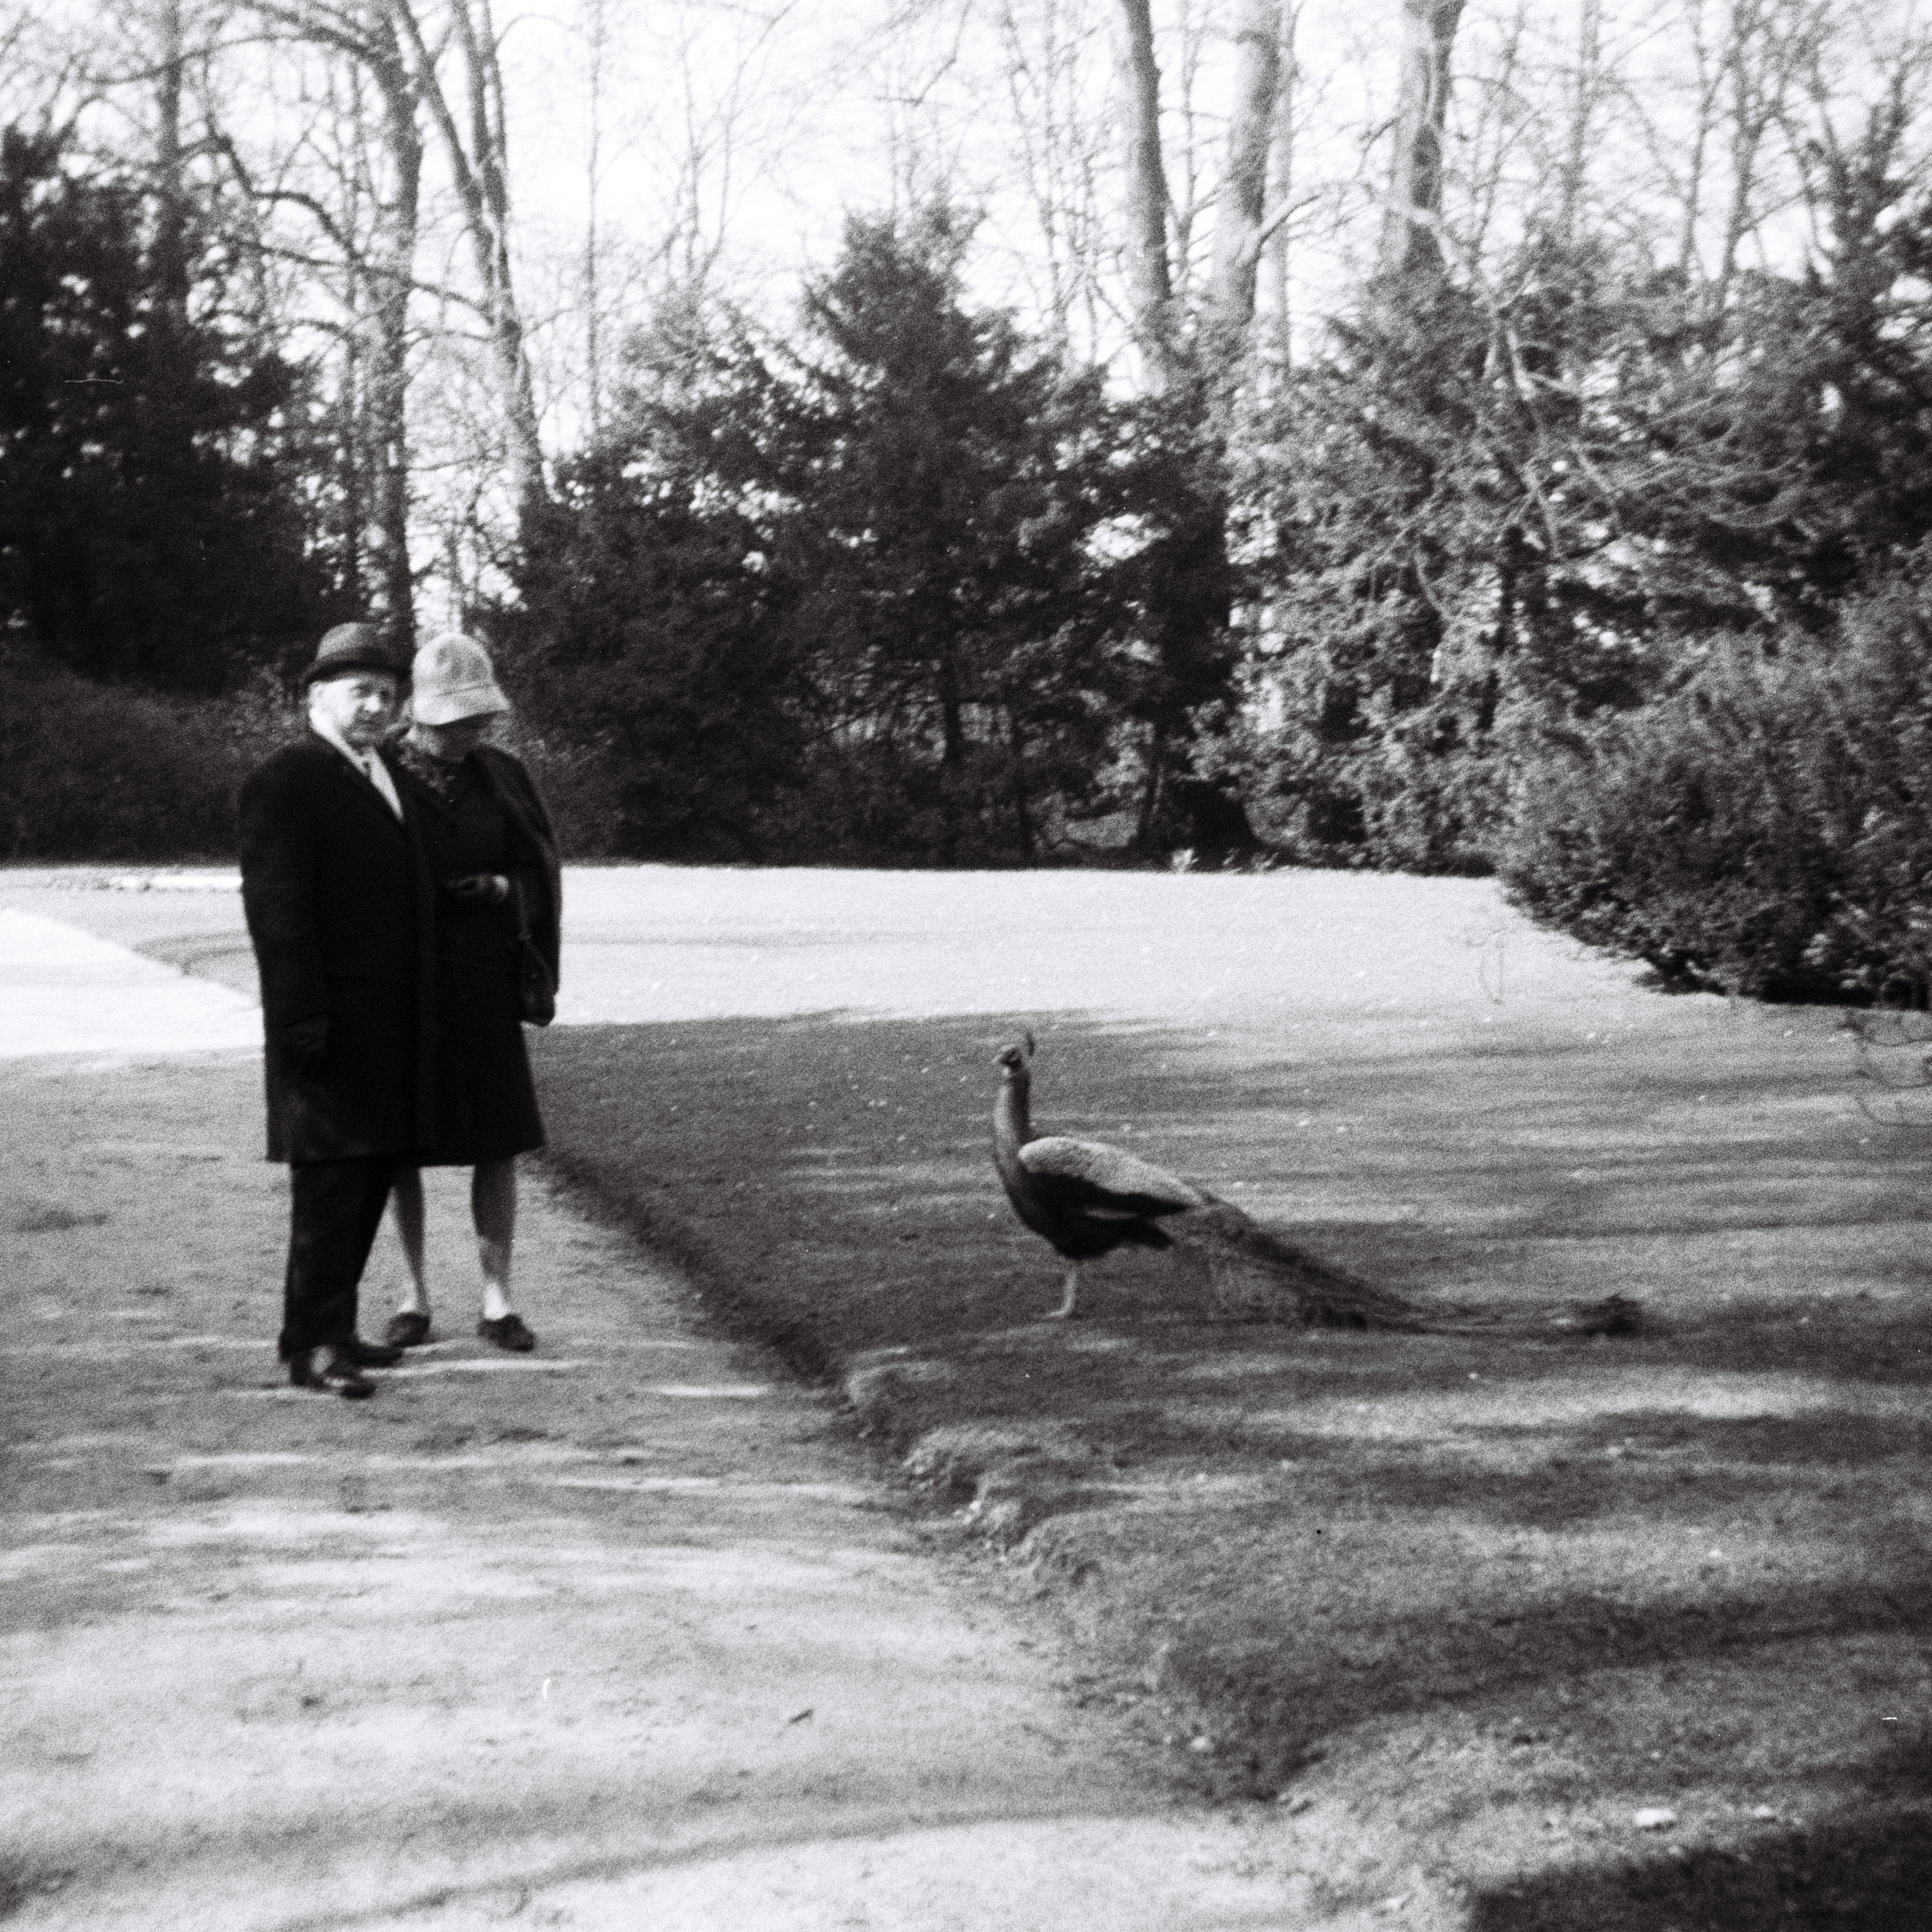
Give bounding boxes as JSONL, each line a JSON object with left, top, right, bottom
{"left": 996, "top": 0, "right": 1111, "bottom": 359}
{"left": 217, "top": 3, "right": 426, "bottom": 634}
{"left": 1205, "top": 0, "right": 1284, "bottom": 337}
{"left": 1118, "top": 0, "right": 1178, "bottom": 377}
{"left": 383, "top": 0, "right": 546, "bottom": 527}
{"left": 1674, "top": 0, "right": 1730, "bottom": 275}
{"left": 1380, "top": 0, "right": 1466, "bottom": 278}
{"left": 1710, "top": 0, "right": 1831, "bottom": 314}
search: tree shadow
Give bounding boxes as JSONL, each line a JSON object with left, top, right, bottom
{"left": 1148, "top": 1561, "right": 1930, "bottom": 1753}
{"left": 1471, "top": 1793, "right": 1932, "bottom": 1931}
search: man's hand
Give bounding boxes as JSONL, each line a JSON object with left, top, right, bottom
{"left": 444, "top": 873, "right": 510, "bottom": 904}
{"left": 284, "top": 1014, "right": 330, "bottom": 1073}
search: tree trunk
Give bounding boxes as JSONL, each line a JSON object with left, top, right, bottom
{"left": 1006, "top": 703, "right": 1035, "bottom": 862}
{"left": 1557, "top": 0, "right": 1603, "bottom": 244}
{"left": 1379, "top": 0, "right": 1466, "bottom": 280}
{"left": 1134, "top": 730, "right": 1165, "bottom": 851}
{"left": 1117, "top": 0, "right": 1175, "bottom": 382}
{"left": 337, "top": 326, "right": 364, "bottom": 609}
{"left": 1674, "top": 1, "right": 1726, "bottom": 277}
{"left": 1206, "top": 0, "right": 1283, "bottom": 345}
{"left": 1259, "top": 4, "right": 1298, "bottom": 367}
{"left": 369, "top": 19, "right": 420, "bottom": 643}
{"left": 937, "top": 647, "right": 966, "bottom": 769}
{"left": 581, "top": 0, "right": 607, "bottom": 440}
{"left": 153, "top": 0, "right": 188, "bottom": 325}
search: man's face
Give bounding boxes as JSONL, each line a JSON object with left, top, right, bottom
{"left": 310, "top": 672, "right": 401, "bottom": 749}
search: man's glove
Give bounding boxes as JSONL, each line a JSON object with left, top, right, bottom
{"left": 284, "top": 1014, "right": 330, "bottom": 1073}
{"left": 444, "top": 873, "right": 510, "bottom": 904}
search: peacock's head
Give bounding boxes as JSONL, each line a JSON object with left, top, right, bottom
{"left": 994, "top": 1029, "right": 1037, "bottom": 1074}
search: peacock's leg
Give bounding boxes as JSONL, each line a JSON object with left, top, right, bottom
{"left": 1044, "top": 1259, "right": 1083, "bottom": 1321}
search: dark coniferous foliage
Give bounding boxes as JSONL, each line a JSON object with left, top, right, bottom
{"left": 514, "top": 210, "right": 1133, "bottom": 864}
{"left": 508, "top": 443, "right": 807, "bottom": 862}
{"left": 0, "top": 129, "right": 339, "bottom": 694}
{"left": 1106, "top": 372, "right": 1253, "bottom": 857}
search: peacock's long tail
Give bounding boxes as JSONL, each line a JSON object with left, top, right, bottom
{"left": 1173, "top": 1200, "right": 1643, "bottom": 1337}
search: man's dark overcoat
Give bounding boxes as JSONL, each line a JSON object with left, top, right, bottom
{"left": 238, "top": 739, "right": 438, "bottom": 1163}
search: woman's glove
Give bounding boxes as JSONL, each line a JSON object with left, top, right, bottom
{"left": 284, "top": 1013, "right": 329, "bottom": 1072}
{"left": 444, "top": 874, "right": 510, "bottom": 904}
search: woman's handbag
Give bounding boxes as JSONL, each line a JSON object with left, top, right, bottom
{"left": 509, "top": 878, "right": 556, "bottom": 1027}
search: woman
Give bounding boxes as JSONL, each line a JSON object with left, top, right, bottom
{"left": 381, "top": 632, "right": 561, "bottom": 1354}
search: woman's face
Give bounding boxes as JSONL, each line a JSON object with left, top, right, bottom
{"left": 411, "top": 714, "right": 496, "bottom": 759}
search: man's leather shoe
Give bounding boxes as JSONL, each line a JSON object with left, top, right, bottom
{"left": 346, "top": 1336, "right": 404, "bottom": 1368}
{"left": 290, "top": 1344, "right": 375, "bottom": 1399}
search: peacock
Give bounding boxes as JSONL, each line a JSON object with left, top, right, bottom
{"left": 993, "top": 1033, "right": 1211, "bottom": 1319}
{"left": 992, "top": 1033, "right": 1642, "bottom": 1334}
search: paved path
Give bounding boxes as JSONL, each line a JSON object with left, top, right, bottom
{"left": 0, "top": 882, "right": 1326, "bottom": 1932}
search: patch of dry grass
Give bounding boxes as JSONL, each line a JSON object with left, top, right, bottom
{"left": 530, "top": 870, "right": 1932, "bottom": 1927}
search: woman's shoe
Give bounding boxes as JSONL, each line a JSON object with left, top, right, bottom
{"left": 383, "top": 1311, "right": 433, "bottom": 1349}
{"left": 477, "top": 1313, "right": 536, "bottom": 1353}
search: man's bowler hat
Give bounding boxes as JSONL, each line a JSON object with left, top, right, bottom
{"left": 302, "top": 623, "right": 410, "bottom": 688}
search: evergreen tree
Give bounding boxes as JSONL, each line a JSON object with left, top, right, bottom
{"left": 0, "top": 129, "right": 340, "bottom": 694}
{"left": 517, "top": 209, "right": 1126, "bottom": 864}
{"left": 775, "top": 208, "right": 1121, "bottom": 861}
{"left": 509, "top": 435, "right": 807, "bottom": 861}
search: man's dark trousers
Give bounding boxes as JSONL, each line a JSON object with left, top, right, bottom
{"left": 279, "top": 1155, "right": 403, "bottom": 1362}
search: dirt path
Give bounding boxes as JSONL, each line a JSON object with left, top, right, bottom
{"left": 1, "top": 898, "right": 1330, "bottom": 1931}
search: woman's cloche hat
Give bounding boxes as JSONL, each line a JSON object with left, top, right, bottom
{"left": 302, "top": 622, "right": 410, "bottom": 688}
{"left": 411, "top": 632, "right": 511, "bottom": 726}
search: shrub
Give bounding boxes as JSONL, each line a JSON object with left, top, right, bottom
{"left": 0, "top": 645, "right": 292, "bottom": 860}
{"left": 501, "top": 726, "right": 625, "bottom": 861}
{"left": 1499, "top": 574, "right": 1932, "bottom": 1001}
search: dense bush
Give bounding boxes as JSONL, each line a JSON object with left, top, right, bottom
{"left": 501, "top": 726, "right": 627, "bottom": 862}
{"left": 1499, "top": 574, "right": 1932, "bottom": 1001}
{"left": 0, "top": 646, "right": 293, "bottom": 860}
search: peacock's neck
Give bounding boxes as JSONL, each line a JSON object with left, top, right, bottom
{"left": 993, "top": 1070, "right": 1034, "bottom": 1160}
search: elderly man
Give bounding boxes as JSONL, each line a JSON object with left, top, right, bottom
{"left": 238, "top": 623, "right": 437, "bottom": 1399}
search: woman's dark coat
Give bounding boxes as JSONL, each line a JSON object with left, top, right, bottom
{"left": 473, "top": 745, "right": 561, "bottom": 988}
{"left": 239, "top": 740, "right": 438, "bottom": 1163}
{"left": 398, "top": 744, "right": 561, "bottom": 1165}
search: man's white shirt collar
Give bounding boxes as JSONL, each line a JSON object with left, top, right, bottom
{"left": 309, "top": 708, "right": 404, "bottom": 821}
